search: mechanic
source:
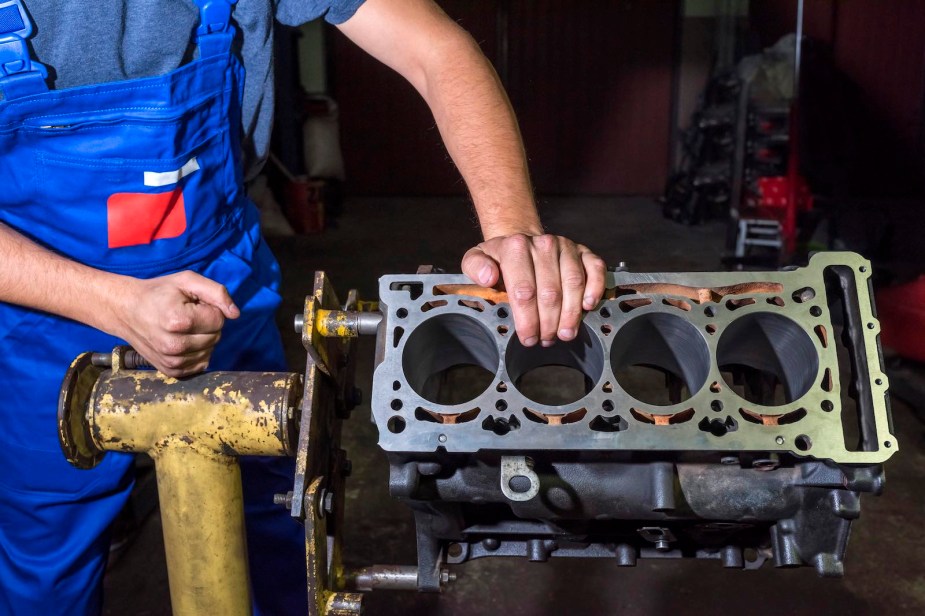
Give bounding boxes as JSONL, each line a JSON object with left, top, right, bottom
{"left": 0, "top": 0, "right": 605, "bottom": 613}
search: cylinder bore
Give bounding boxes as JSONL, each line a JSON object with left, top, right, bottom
{"left": 506, "top": 323, "right": 605, "bottom": 406}
{"left": 402, "top": 314, "right": 500, "bottom": 405}
{"left": 611, "top": 312, "right": 711, "bottom": 406}
{"left": 716, "top": 312, "right": 819, "bottom": 406}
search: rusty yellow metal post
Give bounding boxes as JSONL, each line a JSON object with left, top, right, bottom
{"left": 154, "top": 447, "right": 251, "bottom": 615}
{"left": 59, "top": 350, "right": 301, "bottom": 616}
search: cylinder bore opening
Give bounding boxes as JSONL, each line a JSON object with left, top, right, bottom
{"left": 611, "top": 313, "right": 711, "bottom": 406}
{"left": 506, "top": 323, "right": 604, "bottom": 406}
{"left": 717, "top": 312, "right": 819, "bottom": 406}
{"left": 402, "top": 314, "right": 499, "bottom": 405}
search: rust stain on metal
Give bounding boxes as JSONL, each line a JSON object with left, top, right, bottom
{"left": 421, "top": 299, "right": 449, "bottom": 312}
{"left": 815, "top": 324, "right": 829, "bottom": 348}
{"left": 662, "top": 298, "right": 692, "bottom": 311}
{"left": 434, "top": 284, "right": 506, "bottom": 304}
{"left": 631, "top": 407, "right": 695, "bottom": 425}
{"left": 523, "top": 407, "right": 588, "bottom": 425}
{"left": 415, "top": 407, "right": 479, "bottom": 425}
{"left": 739, "top": 407, "right": 808, "bottom": 426}
{"left": 726, "top": 297, "right": 757, "bottom": 310}
{"left": 457, "top": 299, "right": 485, "bottom": 312}
{"left": 610, "top": 281, "right": 784, "bottom": 304}
{"left": 619, "top": 298, "right": 653, "bottom": 311}
{"left": 315, "top": 309, "right": 357, "bottom": 338}
{"left": 86, "top": 370, "right": 299, "bottom": 459}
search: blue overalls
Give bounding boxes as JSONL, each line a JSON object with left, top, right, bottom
{"left": 0, "top": 0, "right": 307, "bottom": 613}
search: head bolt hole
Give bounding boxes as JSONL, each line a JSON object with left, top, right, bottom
{"left": 387, "top": 416, "right": 406, "bottom": 433}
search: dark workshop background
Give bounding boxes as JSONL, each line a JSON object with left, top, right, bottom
{"left": 331, "top": 1, "right": 678, "bottom": 195}
{"left": 325, "top": 0, "right": 925, "bottom": 199}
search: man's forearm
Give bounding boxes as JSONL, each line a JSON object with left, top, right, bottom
{"left": 338, "top": 0, "right": 542, "bottom": 240}
{"left": 0, "top": 222, "right": 238, "bottom": 376}
{"left": 418, "top": 29, "right": 541, "bottom": 239}
{"left": 0, "top": 221, "right": 131, "bottom": 334}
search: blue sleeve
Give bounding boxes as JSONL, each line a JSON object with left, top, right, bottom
{"left": 276, "top": 0, "right": 367, "bottom": 26}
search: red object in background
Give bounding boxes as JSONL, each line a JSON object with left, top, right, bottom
{"left": 745, "top": 104, "right": 813, "bottom": 255}
{"left": 756, "top": 175, "right": 814, "bottom": 210}
{"left": 284, "top": 178, "right": 325, "bottom": 234}
{"left": 877, "top": 276, "right": 925, "bottom": 362}
{"left": 107, "top": 188, "right": 187, "bottom": 249}
{"left": 751, "top": 173, "right": 814, "bottom": 254}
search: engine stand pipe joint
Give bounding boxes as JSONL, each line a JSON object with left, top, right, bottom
{"left": 57, "top": 347, "right": 302, "bottom": 616}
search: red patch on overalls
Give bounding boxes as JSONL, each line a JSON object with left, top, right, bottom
{"left": 107, "top": 188, "right": 187, "bottom": 248}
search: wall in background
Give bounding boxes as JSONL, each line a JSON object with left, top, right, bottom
{"left": 750, "top": 0, "right": 925, "bottom": 196}
{"left": 298, "top": 20, "right": 327, "bottom": 94}
{"left": 329, "top": 1, "right": 679, "bottom": 196}
{"left": 673, "top": 0, "right": 750, "bottom": 169}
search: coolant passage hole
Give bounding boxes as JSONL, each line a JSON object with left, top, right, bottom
{"left": 506, "top": 323, "right": 604, "bottom": 406}
{"left": 611, "top": 313, "right": 711, "bottom": 406}
{"left": 717, "top": 313, "right": 819, "bottom": 406}
{"left": 402, "top": 314, "right": 499, "bottom": 405}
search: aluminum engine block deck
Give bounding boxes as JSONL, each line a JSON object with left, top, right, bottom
{"left": 372, "top": 252, "right": 896, "bottom": 464}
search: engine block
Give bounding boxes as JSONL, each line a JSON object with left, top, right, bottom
{"left": 370, "top": 252, "right": 896, "bottom": 586}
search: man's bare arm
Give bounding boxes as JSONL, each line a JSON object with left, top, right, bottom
{"left": 337, "top": 0, "right": 606, "bottom": 347}
{"left": 0, "top": 222, "right": 238, "bottom": 376}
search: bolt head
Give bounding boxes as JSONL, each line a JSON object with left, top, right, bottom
{"left": 439, "top": 568, "right": 457, "bottom": 585}
{"left": 273, "top": 491, "right": 293, "bottom": 509}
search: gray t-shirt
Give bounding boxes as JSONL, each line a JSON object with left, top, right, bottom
{"left": 25, "top": 0, "right": 365, "bottom": 178}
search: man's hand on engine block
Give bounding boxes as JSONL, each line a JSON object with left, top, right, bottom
{"left": 461, "top": 233, "right": 607, "bottom": 348}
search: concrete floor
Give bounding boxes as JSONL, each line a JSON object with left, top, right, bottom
{"left": 104, "top": 196, "right": 925, "bottom": 615}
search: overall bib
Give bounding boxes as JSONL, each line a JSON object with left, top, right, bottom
{"left": 0, "top": 1, "right": 307, "bottom": 613}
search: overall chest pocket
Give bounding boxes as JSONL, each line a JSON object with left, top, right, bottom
{"left": 24, "top": 126, "right": 237, "bottom": 269}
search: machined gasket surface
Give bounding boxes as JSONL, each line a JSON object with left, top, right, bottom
{"left": 371, "top": 252, "right": 896, "bottom": 463}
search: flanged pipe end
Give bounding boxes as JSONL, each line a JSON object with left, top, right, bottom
{"left": 57, "top": 352, "right": 106, "bottom": 469}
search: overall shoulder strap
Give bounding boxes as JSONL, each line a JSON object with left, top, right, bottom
{"left": 195, "top": 0, "right": 239, "bottom": 59}
{"left": 0, "top": 0, "right": 48, "bottom": 99}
